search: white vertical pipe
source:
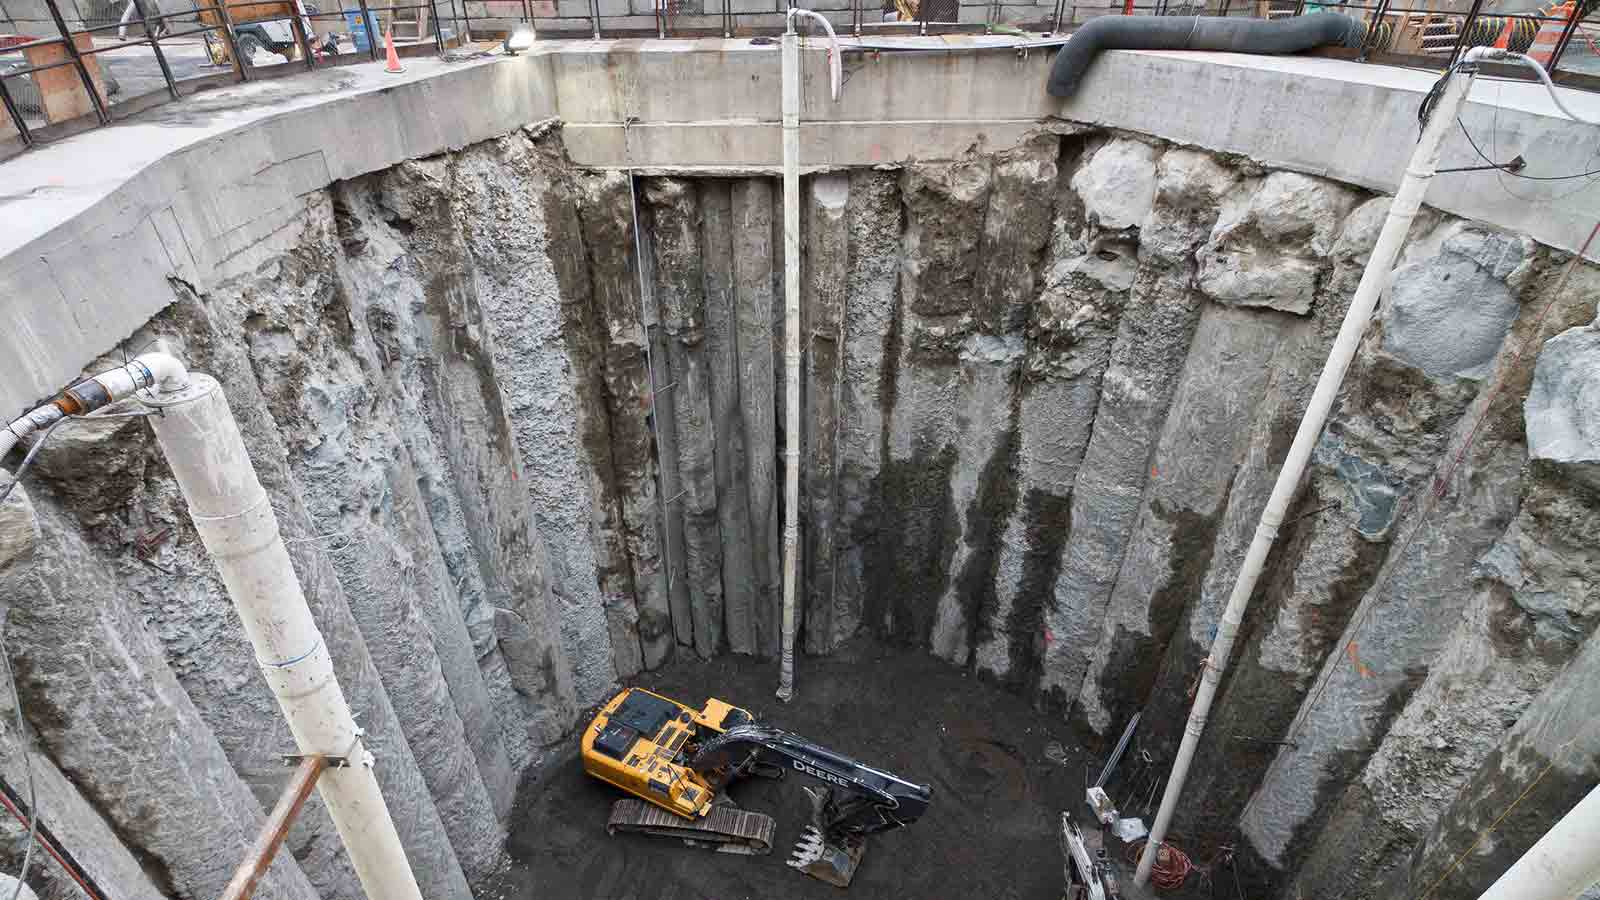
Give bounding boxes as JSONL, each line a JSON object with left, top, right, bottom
{"left": 776, "top": 18, "right": 801, "bottom": 703}
{"left": 147, "top": 374, "right": 424, "bottom": 900}
{"left": 774, "top": 6, "right": 840, "bottom": 702}
{"left": 1478, "top": 784, "right": 1600, "bottom": 900}
{"left": 1134, "top": 61, "right": 1479, "bottom": 887}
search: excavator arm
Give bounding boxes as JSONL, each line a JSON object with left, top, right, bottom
{"left": 690, "top": 724, "right": 932, "bottom": 839}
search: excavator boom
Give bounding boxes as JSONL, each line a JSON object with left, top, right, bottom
{"left": 691, "top": 724, "right": 932, "bottom": 837}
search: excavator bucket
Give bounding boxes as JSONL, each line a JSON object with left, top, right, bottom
{"left": 787, "top": 825, "right": 865, "bottom": 887}
{"left": 786, "top": 786, "right": 868, "bottom": 886}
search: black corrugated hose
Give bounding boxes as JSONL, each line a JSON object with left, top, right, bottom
{"left": 1047, "top": 12, "right": 1365, "bottom": 97}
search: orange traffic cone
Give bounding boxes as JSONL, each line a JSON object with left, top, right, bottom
{"left": 384, "top": 24, "right": 404, "bottom": 73}
{"left": 1529, "top": 1, "right": 1574, "bottom": 65}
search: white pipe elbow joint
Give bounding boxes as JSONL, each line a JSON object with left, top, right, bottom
{"left": 132, "top": 352, "right": 192, "bottom": 395}
{"left": 785, "top": 6, "right": 842, "bottom": 101}
{"left": 58, "top": 351, "right": 191, "bottom": 417}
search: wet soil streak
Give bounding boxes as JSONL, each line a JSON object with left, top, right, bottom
{"left": 1096, "top": 499, "right": 1223, "bottom": 738}
{"left": 1137, "top": 479, "right": 1250, "bottom": 763}
{"left": 803, "top": 329, "right": 841, "bottom": 652}
{"left": 1213, "top": 503, "right": 1385, "bottom": 900}
{"left": 1008, "top": 488, "right": 1073, "bottom": 693}
{"left": 1270, "top": 664, "right": 1428, "bottom": 884}
{"left": 865, "top": 444, "right": 959, "bottom": 647}
{"left": 960, "top": 383, "right": 1021, "bottom": 674}
{"left": 859, "top": 270, "right": 904, "bottom": 640}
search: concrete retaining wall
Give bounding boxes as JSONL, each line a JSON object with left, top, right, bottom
{"left": 5, "top": 41, "right": 1599, "bottom": 417}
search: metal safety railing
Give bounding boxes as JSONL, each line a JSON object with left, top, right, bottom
{"left": 529, "top": 0, "right": 1598, "bottom": 76}
{"left": 0, "top": 0, "right": 514, "bottom": 152}
{"left": 2, "top": 0, "right": 1596, "bottom": 158}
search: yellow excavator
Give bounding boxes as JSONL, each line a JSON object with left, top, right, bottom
{"left": 581, "top": 687, "right": 933, "bottom": 887}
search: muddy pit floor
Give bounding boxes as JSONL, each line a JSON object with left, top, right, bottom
{"left": 486, "top": 638, "right": 1089, "bottom": 900}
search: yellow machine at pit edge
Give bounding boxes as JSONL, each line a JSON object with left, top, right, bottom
{"left": 580, "top": 687, "right": 753, "bottom": 820}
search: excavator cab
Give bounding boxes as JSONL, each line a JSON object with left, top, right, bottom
{"left": 581, "top": 687, "right": 752, "bottom": 820}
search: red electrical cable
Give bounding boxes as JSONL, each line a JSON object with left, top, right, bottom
{"left": 0, "top": 786, "right": 108, "bottom": 900}
{"left": 1129, "top": 838, "right": 1194, "bottom": 890}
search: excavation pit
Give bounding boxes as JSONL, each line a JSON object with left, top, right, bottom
{"left": 492, "top": 639, "right": 1080, "bottom": 900}
{"left": 2, "top": 36, "right": 1599, "bottom": 900}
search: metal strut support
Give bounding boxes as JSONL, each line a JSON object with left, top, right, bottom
{"left": 219, "top": 755, "right": 331, "bottom": 900}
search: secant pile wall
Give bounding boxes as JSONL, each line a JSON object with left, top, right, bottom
{"left": 2, "top": 117, "right": 1599, "bottom": 900}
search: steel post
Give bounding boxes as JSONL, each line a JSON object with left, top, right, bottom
{"left": 0, "top": 74, "right": 33, "bottom": 147}
{"left": 133, "top": 0, "right": 180, "bottom": 98}
{"left": 290, "top": 2, "right": 315, "bottom": 69}
{"left": 1547, "top": 0, "right": 1583, "bottom": 72}
{"left": 1448, "top": 0, "right": 1486, "bottom": 64}
{"left": 427, "top": 0, "right": 445, "bottom": 52}
{"left": 356, "top": 0, "right": 378, "bottom": 59}
{"left": 213, "top": 0, "right": 250, "bottom": 81}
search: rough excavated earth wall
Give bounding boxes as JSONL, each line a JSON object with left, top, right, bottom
{"left": 2, "top": 119, "right": 1599, "bottom": 899}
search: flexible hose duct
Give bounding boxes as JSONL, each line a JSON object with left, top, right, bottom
{"left": 1047, "top": 12, "right": 1364, "bottom": 97}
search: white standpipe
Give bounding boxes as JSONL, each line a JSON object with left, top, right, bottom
{"left": 4, "top": 355, "right": 424, "bottom": 900}
{"left": 776, "top": 16, "right": 801, "bottom": 703}
{"left": 775, "top": 6, "right": 839, "bottom": 703}
{"left": 1134, "top": 59, "right": 1481, "bottom": 886}
{"left": 147, "top": 374, "right": 424, "bottom": 900}
{"left": 1477, "top": 784, "right": 1600, "bottom": 900}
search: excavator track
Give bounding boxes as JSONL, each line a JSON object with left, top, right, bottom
{"left": 606, "top": 798, "right": 775, "bottom": 855}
